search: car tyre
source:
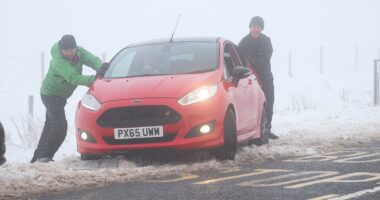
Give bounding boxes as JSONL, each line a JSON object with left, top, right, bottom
{"left": 250, "top": 106, "right": 269, "bottom": 146}
{"left": 80, "top": 154, "right": 102, "bottom": 161}
{"left": 215, "top": 109, "right": 237, "bottom": 160}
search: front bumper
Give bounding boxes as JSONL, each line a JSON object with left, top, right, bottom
{"left": 75, "top": 95, "right": 228, "bottom": 155}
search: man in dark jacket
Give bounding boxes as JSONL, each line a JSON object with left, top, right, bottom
{"left": 31, "top": 35, "right": 109, "bottom": 163}
{"left": 0, "top": 121, "right": 6, "bottom": 165}
{"left": 238, "top": 16, "right": 278, "bottom": 139}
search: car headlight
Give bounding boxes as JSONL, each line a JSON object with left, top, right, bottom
{"left": 81, "top": 93, "right": 101, "bottom": 111}
{"left": 178, "top": 84, "right": 218, "bottom": 106}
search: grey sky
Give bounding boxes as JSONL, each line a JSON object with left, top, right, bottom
{"left": 1, "top": 0, "right": 379, "bottom": 65}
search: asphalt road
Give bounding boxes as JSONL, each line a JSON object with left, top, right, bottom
{"left": 39, "top": 142, "right": 380, "bottom": 200}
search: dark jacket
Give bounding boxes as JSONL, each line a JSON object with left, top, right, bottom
{"left": 238, "top": 33, "right": 273, "bottom": 80}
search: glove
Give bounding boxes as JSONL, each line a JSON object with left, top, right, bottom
{"left": 97, "top": 62, "right": 110, "bottom": 77}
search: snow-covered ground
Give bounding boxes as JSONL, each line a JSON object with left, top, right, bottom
{"left": 0, "top": 49, "right": 379, "bottom": 199}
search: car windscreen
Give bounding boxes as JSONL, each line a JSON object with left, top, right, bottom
{"left": 104, "top": 42, "right": 219, "bottom": 78}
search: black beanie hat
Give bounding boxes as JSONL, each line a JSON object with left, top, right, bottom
{"left": 59, "top": 35, "right": 77, "bottom": 50}
{"left": 249, "top": 16, "right": 264, "bottom": 30}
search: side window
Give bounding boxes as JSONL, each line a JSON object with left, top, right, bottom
{"left": 236, "top": 46, "right": 248, "bottom": 67}
{"left": 229, "top": 46, "right": 242, "bottom": 67}
{"left": 223, "top": 43, "right": 241, "bottom": 78}
{"left": 224, "top": 52, "right": 234, "bottom": 77}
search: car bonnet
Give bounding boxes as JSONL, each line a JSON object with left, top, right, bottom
{"left": 90, "top": 71, "right": 221, "bottom": 103}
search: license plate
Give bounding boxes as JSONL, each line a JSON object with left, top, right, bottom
{"left": 114, "top": 126, "right": 164, "bottom": 140}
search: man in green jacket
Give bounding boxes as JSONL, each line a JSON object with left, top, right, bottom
{"left": 31, "top": 35, "right": 109, "bottom": 163}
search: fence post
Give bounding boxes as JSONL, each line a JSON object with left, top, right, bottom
{"left": 27, "top": 95, "right": 34, "bottom": 135}
{"left": 41, "top": 51, "right": 45, "bottom": 83}
{"left": 355, "top": 46, "right": 358, "bottom": 71}
{"left": 288, "top": 51, "right": 292, "bottom": 78}
{"left": 320, "top": 47, "right": 324, "bottom": 74}
{"left": 28, "top": 95, "right": 34, "bottom": 118}
{"left": 375, "top": 60, "right": 380, "bottom": 106}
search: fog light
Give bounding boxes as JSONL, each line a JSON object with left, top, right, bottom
{"left": 81, "top": 132, "right": 89, "bottom": 141}
{"left": 185, "top": 121, "right": 216, "bottom": 138}
{"left": 200, "top": 125, "right": 211, "bottom": 134}
{"left": 78, "top": 129, "right": 97, "bottom": 143}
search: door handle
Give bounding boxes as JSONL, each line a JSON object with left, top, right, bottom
{"left": 248, "top": 79, "right": 253, "bottom": 85}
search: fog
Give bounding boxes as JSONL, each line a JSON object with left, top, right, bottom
{"left": 1, "top": 0, "right": 380, "bottom": 61}
{"left": 1, "top": 2, "right": 380, "bottom": 196}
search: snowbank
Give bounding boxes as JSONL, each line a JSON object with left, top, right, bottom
{"left": 1, "top": 107, "right": 379, "bottom": 199}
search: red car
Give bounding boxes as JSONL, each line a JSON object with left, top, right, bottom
{"left": 75, "top": 37, "right": 268, "bottom": 160}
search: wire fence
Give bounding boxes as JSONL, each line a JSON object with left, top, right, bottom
{"left": 0, "top": 47, "right": 378, "bottom": 115}
{"left": 0, "top": 47, "right": 378, "bottom": 109}
{"left": 273, "top": 46, "right": 378, "bottom": 77}
{"left": 0, "top": 47, "right": 378, "bottom": 146}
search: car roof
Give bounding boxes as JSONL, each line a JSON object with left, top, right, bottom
{"left": 126, "top": 37, "right": 221, "bottom": 48}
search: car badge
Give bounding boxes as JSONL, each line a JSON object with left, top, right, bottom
{"left": 132, "top": 99, "right": 143, "bottom": 104}
{"left": 165, "top": 111, "right": 171, "bottom": 116}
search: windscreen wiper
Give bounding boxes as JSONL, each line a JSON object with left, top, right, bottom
{"left": 185, "top": 69, "right": 214, "bottom": 74}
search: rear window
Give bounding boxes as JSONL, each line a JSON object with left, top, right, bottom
{"left": 104, "top": 42, "right": 219, "bottom": 78}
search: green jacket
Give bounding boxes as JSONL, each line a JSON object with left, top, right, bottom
{"left": 40, "top": 42, "right": 102, "bottom": 99}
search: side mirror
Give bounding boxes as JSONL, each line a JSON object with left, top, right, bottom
{"left": 232, "top": 67, "right": 251, "bottom": 86}
{"left": 232, "top": 67, "right": 252, "bottom": 79}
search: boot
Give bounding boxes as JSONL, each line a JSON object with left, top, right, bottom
{"left": 268, "top": 132, "right": 279, "bottom": 139}
{"left": 0, "top": 145, "right": 5, "bottom": 166}
{"left": 30, "top": 154, "right": 38, "bottom": 163}
{"left": 37, "top": 157, "right": 54, "bottom": 163}
{"left": 267, "top": 125, "right": 279, "bottom": 139}
{"left": 0, "top": 156, "right": 6, "bottom": 166}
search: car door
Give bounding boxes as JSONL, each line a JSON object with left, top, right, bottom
{"left": 223, "top": 42, "right": 256, "bottom": 135}
{"left": 236, "top": 48, "right": 262, "bottom": 133}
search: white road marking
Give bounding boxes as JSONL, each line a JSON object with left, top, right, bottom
{"left": 308, "top": 194, "right": 339, "bottom": 200}
{"left": 287, "top": 172, "right": 380, "bottom": 189}
{"left": 327, "top": 186, "right": 380, "bottom": 200}
{"left": 239, "top": 171, "right": 338, "bottom": 187}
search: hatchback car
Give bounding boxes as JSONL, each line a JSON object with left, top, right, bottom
{"left": 75, "top": 37, "right": 269, "bottom": 160}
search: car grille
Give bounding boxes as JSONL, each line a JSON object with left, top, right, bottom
{"left": 97, "top": 105, "right": 181, "bottom": 128}
{"left": 103, "top": 132, "right": 177, "bottom": 145}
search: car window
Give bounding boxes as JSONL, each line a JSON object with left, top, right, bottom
{"left": 224, "top": 52, "right": 234, "bottom": 77}
{"left": 230, "top": 49, "right": 242, "bottom": 67}
{"left": 224, "top": 43, "right": 242, "bottom": 78}
{"left": 108, "top": 51, "right": 136, "bottom": 78}
{"left": 105, "top": 42, "right": 219, "bottom": 78}
{"left": 236, "top": 47, "right": 248, "bottom": 67}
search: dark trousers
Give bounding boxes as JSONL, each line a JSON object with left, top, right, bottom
{"left": 261, "top": 78, "right": 275, "bottom": 129}
{"left": 0, "top": 121, "right": 5, "bottom": 157}
{"left": 31, "top": 94, "right": 67, "bottom": 163}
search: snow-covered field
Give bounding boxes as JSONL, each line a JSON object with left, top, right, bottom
{"left": 0, "top": 48, "right": 379, "bottom": 199}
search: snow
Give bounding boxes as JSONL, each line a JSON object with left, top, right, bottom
{"left": 1, "top": 0, "right": 380, "bottom": 198}
{"left": 1, "top": 53, "right": 379, "bottom": 198}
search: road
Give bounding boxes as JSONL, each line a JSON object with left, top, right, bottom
{"left": 39, "top": 141, "right": 380, "bottom": 200}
